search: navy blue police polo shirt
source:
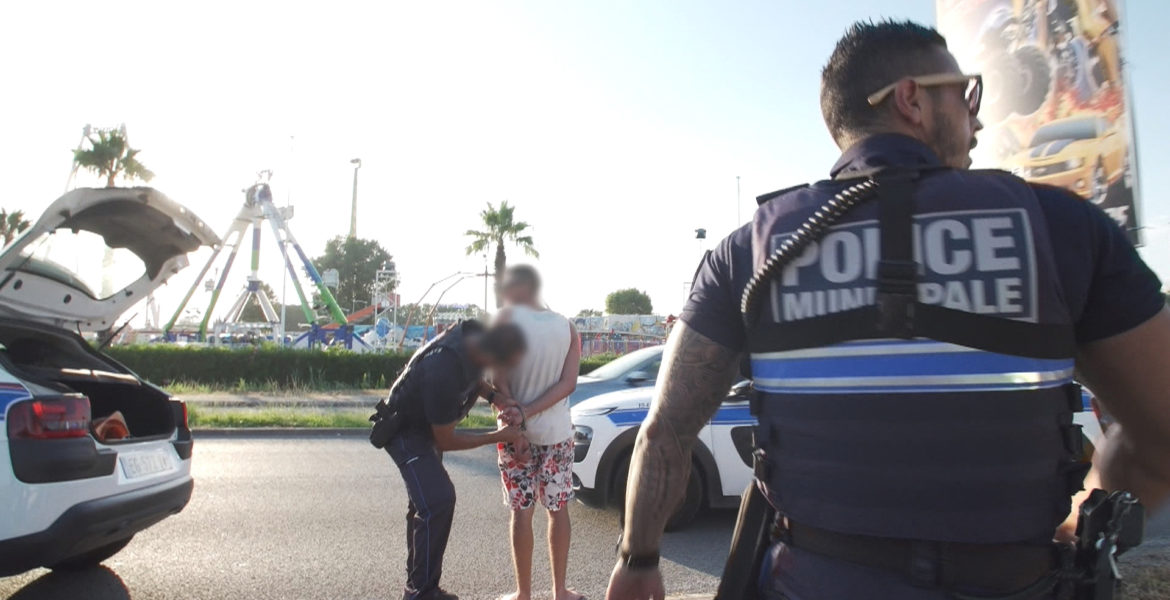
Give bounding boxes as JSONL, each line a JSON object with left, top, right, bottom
{"left": 418, "top": 350, "right": 480, "bottom": 428}
{"left": 682, "top": 134, "right": 1163, "bottom": 354}
{"left": 679, "top": 133, "right": 1164, "bottom": 599}
{"left": 397, "top": 336, "right": 483, "bottom": 436}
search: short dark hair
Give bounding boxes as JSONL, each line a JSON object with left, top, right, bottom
{"left": 478, "top": 323, "right": 527, "bottom": 363}
{"left": 504, "top": 264, "right": 541, "bottom": 295}
{"left": 821, "top": 19, "right": 950, "bottom": 145}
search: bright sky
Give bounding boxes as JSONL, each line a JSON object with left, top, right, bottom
{"left": 2, "top": 1, "right": 1168, "bottom": 324}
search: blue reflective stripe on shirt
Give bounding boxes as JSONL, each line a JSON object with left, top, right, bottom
{"left": 752, "top": 380, "right": 1073, "bottom": 394}
{"left": 751, "top": 346, "right": 1073, "bottom": 380}
{"left": 751, "top": 339, "right": 1075, "bottom": 394}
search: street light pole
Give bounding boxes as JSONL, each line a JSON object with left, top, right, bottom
{"left": 280, "top": 134, "right": 294, "bottom": 345}
{"left": 397, "top": 271, "right": 473, "bottom": 350}
{"left": 348, "top": 158, "right": 362, "bottom": 239}
{"left": 736, "top": 175, "right": 742, "bottom": 226}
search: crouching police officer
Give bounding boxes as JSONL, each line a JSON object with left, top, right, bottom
{"left": 606, "top": 19, "right": 1170, "bottom": 600}
{"left": 371, "top": 320, "right": 527, "bottom": 600}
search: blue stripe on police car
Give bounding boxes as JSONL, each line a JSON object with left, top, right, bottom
{"left": 607, "top": 404, "right": 755, "bottom": 427}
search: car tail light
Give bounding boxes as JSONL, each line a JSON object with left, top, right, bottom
{"left": 7, "top": 395, "right": 92, "bottom": 440}
{"left": 170, "top": 399, "right": 189, "bottom": 429}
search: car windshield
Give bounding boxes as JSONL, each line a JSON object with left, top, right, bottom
{"left": 582, "top": 346, "right": 663, "bottom": 380}
{"left": 1030, "top": 119, "right": 1096, "bottom": 146}
{"left": 16, "top": 229, "right": 146, "bottom": 300}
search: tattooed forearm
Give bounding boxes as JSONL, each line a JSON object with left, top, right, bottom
{"left": 621, "top": 321, "right": 741, "bottom": 555}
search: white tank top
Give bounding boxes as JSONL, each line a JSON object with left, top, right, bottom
{"left": 507, "top": 305, "right": 572, "bottom": 445}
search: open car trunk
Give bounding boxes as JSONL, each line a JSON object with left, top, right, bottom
{"left": 0, "top": 187, "right": 220, "bottom": 332}
{"left": 0, "top": 320, "right": 174, "bottom": 441}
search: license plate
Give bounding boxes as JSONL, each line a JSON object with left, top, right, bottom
{"left": 120, "top": 450, "right": 174, "bottom": 480}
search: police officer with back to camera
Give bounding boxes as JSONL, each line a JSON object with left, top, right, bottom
{"left": 370, "top": 319, "right": 527, "bottom": 600}
{"left": 605, "top": 19, "right": 1170, "bottom": 600}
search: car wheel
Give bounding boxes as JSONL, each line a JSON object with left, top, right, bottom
{"left": 664, "top": 464, "right": 704, "bottom": 532}
{"left": 611, "top": 451, "right": 633, "bottom": 507}
{"left": 50, "top": 536, "right": 133, "bottom": 571}
{"left": 1091, "top": 160, "right": 1108, "bottom": 205}
{"left": 610, "top": 454, "right": 704, "bottom": 531}
{"left": 1010, "top": 45, "right": 1052, "bottom": 117}
{"left": 981, "top": 52, "right": 1019, "bottom": 123}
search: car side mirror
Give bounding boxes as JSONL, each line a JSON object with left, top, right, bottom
{"left": 625, "top": 370, "right": 651, "bottom": 385}
{"left": 729, "top": 380, "right": 753, "bottom": 398}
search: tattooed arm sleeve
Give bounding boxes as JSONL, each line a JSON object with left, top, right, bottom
{"left": 620, "top": 320, "right": 742, "bottom": 555}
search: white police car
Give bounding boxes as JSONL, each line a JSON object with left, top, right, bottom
{"left": 571, "top": 380, "right": 757, "bottom": 530}
{"left": 0, "top": 187, "right": 218, "bottom": 575}
{"left": 571, "top": 379, "right": 1105, "bottom": 531}
{"left": 573, "top": 345, "right": 664, "bottom": 406}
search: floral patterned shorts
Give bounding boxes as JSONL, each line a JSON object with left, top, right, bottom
{"left": 498, "top": 437, "right": 575, "bottom": 511}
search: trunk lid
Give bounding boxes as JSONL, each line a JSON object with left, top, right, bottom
{"left": 0, "top": 187, "right": 220, "bottom": 331}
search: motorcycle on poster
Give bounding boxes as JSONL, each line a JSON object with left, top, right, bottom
{"left": 937, "top": 0, "right": 1140, "bottom": 242}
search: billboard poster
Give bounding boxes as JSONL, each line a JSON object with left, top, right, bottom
{"left": 936, "top": 0, "right": 1140, "bottom": 242}
{"left": 572, "top": 315, "right": 669, "bottom": 338}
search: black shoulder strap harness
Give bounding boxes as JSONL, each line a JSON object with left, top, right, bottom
{"left": 741, "top": 168, "right": 1075, "bottom": 360}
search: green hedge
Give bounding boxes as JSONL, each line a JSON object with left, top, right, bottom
{"left": 105, "top": 345, "right": 617, "bottom": 389}
{"left": 106, "top": 346, "right": 411, "bottom": 389}
{"left": 578, "top": 353, "right": 617, "bottom": 375}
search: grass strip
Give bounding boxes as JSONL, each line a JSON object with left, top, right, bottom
{"left": 187, "top": 406, "right": 497, "bottom": 429}
{"left": 166, "top": 380, "right": 375, "bottom": 395}
{"left": 157, "top": 353, "right": 617, "bottom": 395}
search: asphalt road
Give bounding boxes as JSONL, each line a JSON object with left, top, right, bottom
{"left": 0, "top": 435, "right": 734, "bottom": 600}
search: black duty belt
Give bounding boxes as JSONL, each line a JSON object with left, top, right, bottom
{"left": 778, "top": 519, "right": 1063, "bottom": 596}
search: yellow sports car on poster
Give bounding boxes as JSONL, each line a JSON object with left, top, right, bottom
{"left": 1007, "top": 115, "right": 1128, "bottom": 205}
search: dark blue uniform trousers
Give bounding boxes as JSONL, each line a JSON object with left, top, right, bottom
{"left": 388, "top": 433, "right": 456, "bottom": 600}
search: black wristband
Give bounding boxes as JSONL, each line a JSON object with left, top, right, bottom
{"left": 616, "top": 532, "right": 659, "bottom": 570}
{"left": 618, "top": 548, "right": 660, "bottom": 571}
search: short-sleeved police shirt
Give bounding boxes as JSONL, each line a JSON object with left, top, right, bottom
{"left": 679, "top": 134, "right": 1164, "bottom": 599}
{"left": 682, "top": 134, "right": 1163, "bottom": 354}
{"left": 398, "top": 348, "right": 481, "bottom": 436}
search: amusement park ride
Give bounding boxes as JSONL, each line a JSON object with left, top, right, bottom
{"left": 63, "top": 125, "right": 408, "bottom": 350}
{"left": 162, "top": 172, "right": 369, "bottom": 349}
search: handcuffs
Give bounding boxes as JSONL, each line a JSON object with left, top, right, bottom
{"left": 488, "top": 390, "right": 527, "bottom": 431}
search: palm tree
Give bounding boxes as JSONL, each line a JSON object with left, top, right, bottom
{"left": 464, "top": 201, "right": 538, "bottom": 307}
{"left": 0, "top": 209, "right": 30, "bottom": 246}
{"left": 72, "top": 127, "right": 155, "bottom": 297}
{"left": 72, "top": 128, "right": 155, "bottom": 188}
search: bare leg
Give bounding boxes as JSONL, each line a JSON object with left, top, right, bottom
{"left": 502, "top": 506, "right": 535, "bottom": 600}
{"left": 548, "top": 507, "right": 582, "bottom": 600}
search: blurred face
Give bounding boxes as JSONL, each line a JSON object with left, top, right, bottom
{"left": 495, "top": 351, "right": 525, "bottom": 371}
{"left": 469, "top": 334, "right": 526, "bottom": 370}
{"left": 471, "top": 346, "right": 523, "bottom": 370}
{"left": 923, "top": 52, "right": 983, "bottom": 169}
{"left": 479, "top": 348, "right": 524, "bottom": 371}
{"left": 501, "top": 276, "right": 537, "bottom": 306}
